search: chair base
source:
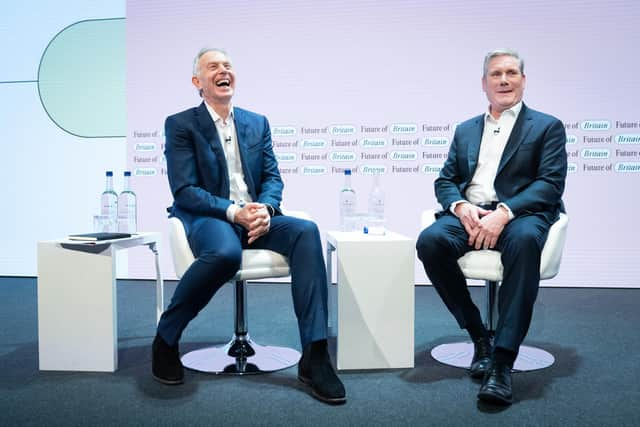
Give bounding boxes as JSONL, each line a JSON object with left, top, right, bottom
{"left": 430, "top": 341, "right": 554, "bottom": 372}
{"left": 181, "top": 334, "right": 301, "bottom": 375}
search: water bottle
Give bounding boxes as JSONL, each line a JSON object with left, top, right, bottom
{"left": 339, "top": 169, "right": 357, "bottom": 231}
{"left": 118, "top": 171, "right": 137, "bottom": 233}
{"left": 100, "top": 171, "right": 118, "bottom": 232}
{"left": 367, "top": 173, "right": 386, "bottom": 235}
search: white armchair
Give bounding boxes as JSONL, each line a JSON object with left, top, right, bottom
{"left": 166, "top": 209, "right": 311, "bottom": 374}
{"left": 421, "top": 209, "right": 569, "bottom": 371}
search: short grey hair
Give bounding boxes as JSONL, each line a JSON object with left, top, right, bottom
{"left": 192, "top": 47, "right": 231, "bottom": 77}
{"left": 482, "top": 48, "right": 524, "bottom": 77}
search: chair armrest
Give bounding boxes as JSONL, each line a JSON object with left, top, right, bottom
{"left": 540, "top": 213, "right": 569, "bottom": 279}
{"left": 282, "top": 209, "right": 313, "bottom": 221}
{"left": 420, "top": 209, "right": 438, "bottom": 229}
{"left": 168, "top": 217, "right": 196, "bottom": 279}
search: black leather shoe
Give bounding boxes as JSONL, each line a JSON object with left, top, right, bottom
{"left": 469, "top": 336, "right": 492, "bottom": 379}
{"left": 298, "top": 340, "right": 346, "bottom": 404}
{"left": 477, "top": 360, "right": 513, "bottom": 405}
{"left": 152, "top": 334, "right": 184, "bottom": 385}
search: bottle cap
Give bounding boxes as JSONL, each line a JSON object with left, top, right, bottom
{"left": 124, "top": 171, "right": 131, "bottom": 177}
{"left": 344, "top": 169, "right": 352, "bottom": 176}
{"left": 106, "top": 171, "right": 113, "bottom": 177}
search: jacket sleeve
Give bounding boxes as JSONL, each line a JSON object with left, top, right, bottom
{"left": 500, "top": 118, "right": 567, "bottom": 216}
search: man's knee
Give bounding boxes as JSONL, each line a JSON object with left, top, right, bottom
{"left": 416, "top": 226, "right": 448, "bottom": 261}
{"left": 198, "top": 246, "right": 242, "bottom": 272}
{"left": 294, "top": 218, "right": 321, "bottom": 240}
{"left": 502, "top": 228, "right": 545, "bottom": 257}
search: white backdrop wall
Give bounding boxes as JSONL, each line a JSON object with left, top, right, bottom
{"left": 2, "top": 1, "right": 639, "bottom": 287}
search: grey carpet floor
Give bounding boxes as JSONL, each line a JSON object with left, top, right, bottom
{"left": 1, "top": 277, "right": 639, "bottom": 426}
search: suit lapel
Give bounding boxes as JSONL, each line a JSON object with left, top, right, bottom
{"left": 196, "top": 102, "right": 223, "bottom": 153}
{"left": 232, "top": 107, "right": 257, "bottom": 199}
{"left": 467, "top": 116, "right": 484, "bottom": 176}
{"left": 496, "top": 104, "right": 533, "bottom": 176}
{"left": 195, "top": 102, "right": 230, "bottom": 196}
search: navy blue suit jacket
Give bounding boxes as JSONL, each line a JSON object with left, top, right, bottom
{"left": 435, "top": 104, "right": 567, "bottom": 224}
{"left": 164, "top": 102, "right": 283, "bottom": 230}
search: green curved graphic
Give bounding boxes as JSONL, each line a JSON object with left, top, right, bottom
{"left": 38, "top": 18, "right": 125, "bottom": 138}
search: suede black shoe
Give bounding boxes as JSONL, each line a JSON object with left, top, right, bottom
{"left": 298, "top": 340, "right": 346, "bottom": 404}
{"left": 477, "top": 360, "right": 513, "bottom": 405}
{"left": 152, "top": 334, "right": 184, "bottom": 385}
{"left": 469, "top": 336, "right": 492, "bottom": 379}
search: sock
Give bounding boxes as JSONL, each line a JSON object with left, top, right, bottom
{"left": 493, "top": 346, "right": 517, "bottom": 367}
{"left": 466, "top": 319, "right": 489, "bottom": 342}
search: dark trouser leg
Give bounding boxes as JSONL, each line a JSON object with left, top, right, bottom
{"left": 157, "top": 217, "right": 242, "bottom": 346}
{"left": 493, "top": 215, "right": 550, "bottom": 354}
{"left": 251, "top": 216, "right": 328, "bottom": 348}
{"left": 416, "top": 213, "right": 485, "bottom": 338}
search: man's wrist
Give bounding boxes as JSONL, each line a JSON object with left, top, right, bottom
{"left": 226, "top": 204, "right": 240, "bottom": 223}
{"left": 450, "top": 200, "right": 468, "bottom": 216}
{"left": 497, "top": 203, "right": 514, "bottom": 221}
{"left": 264, "top": 203, "right": 276, "bottom": 217}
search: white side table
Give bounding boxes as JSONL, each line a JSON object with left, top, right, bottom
{"left": 326, "top": 231, "right": 415, "bottom": 370}
{"left": 37, "top": 233, "right": 164, "bottom": 372}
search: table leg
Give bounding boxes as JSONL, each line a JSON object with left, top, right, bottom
{"left": 325, "top": 240, "right": 336, "bottom": 336}
{"left": 146, "top": 242, "right": 164, "bottom": 325}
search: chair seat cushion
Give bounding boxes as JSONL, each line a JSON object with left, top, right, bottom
{"left": 234, "top": 250, "right": 290, "bottom": 281}
{"left": 458, "top": 250, "right": 503, "bottom": 282}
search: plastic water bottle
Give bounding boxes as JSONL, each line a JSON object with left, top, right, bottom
{"left": 101, "top": 171, "right": 118, "bottom": 232}
{"left": 118, "top": 171, "right": 137, "bottom": 233}
{"left": 367, "top": 173, "right": 386, "bottom": 235}
{"left": 339, "top": 169, "right": 357, "bottom": 231}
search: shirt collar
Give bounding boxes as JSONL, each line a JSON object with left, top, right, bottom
{"left": 204, "top": 101, "right": 234, "bottom": 124}
{"left": 485, "top": 101, "right": 522, "bottom": 123}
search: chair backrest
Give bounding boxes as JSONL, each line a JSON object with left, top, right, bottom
{"left": 539, "top": 213, "right": 568, "bottom": 280}
{"left": 420, "top": 209, "right": 569, "bottom": 282}
{"left": 167, "top": 216, "right": 196, "bottom": 279}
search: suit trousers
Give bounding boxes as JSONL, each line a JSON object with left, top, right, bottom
{"left": 157, "top": 215, "right": 328, "bottom": 348}
{"left": 416, "top": 212, "right": 551, "bottom": 353}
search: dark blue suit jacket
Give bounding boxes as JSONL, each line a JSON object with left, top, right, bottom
{"left": 435, "top": 104, "right": 567, "bottom": 224}
{"left": 164, "top": 103, "right": 283, "bottom": 230}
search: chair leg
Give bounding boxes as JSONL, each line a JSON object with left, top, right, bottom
{"left": 485, "top": 280, "right": 498, "bottom": 335}
{"left": 180, "top": 280, "right": 301, "bottom": 374}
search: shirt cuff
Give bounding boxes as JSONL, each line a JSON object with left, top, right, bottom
{"left": 226, "top": 203, "right": 240, "bottom": 223}
{"left": 497, "top": 202, "right": 514, "bottom": 220}
{"left": 450, "top": 200, "right": 468, "bottom": 215}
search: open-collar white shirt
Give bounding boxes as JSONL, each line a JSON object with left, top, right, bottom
{"left": 450, "top": 101, "right": 522, "bottom": 219}
{"left": 204, "top": 102, "right": 252, "bottom": 222}
{"left": 465, "top": 101, "right": 522, "bottom": 206}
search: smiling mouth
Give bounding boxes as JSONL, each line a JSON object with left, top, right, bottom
{"left": 216, "top": 79, "right": 230, "bottom": 87}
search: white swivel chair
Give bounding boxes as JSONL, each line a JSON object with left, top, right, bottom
{"left": 167, "top": 211, "right": 310, "bottom": 374}
{"left": 421, "top": 209, "right": 569, "bottom": 371}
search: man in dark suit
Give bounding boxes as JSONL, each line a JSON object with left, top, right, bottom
{"left": 416, "top": 48, "right": 567, "bottom": 405}
{"left": 152, "top": 47, "right": 345, "bottom": 405}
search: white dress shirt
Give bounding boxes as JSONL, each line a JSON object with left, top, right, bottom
{"left": 451, "top": 101, "right": 522, "bottom": 218}
{"left": 204, "top": 102, "right": 252, "bottom": 222}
